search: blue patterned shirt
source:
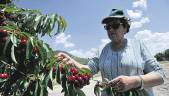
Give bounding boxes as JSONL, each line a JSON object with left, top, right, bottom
{"left": 88, "top": 39, "right": 165, "bottom": 96}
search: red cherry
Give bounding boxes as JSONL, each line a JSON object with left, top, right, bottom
{"left": 70, "top": 67, "right": 78, "bottom": 75}
{"left": 20, "top": 36, "right": 28, "bottom": 45}
{"left": 67, "top": 75, "right": 76, "bottom": 82}
{"left": 78, "top": 76, "right": 85, "bottom": 85}
{"left": 53, "top": 65, "right": 56, "bottom": 72}
{"left": 3, "top": 73, "right": 9, "bottom": 78}
{"left": 32, "top": 47, "right": 39, "bottom": 54}
{"left": 59, "top": 64, "right": 65, "bottom": 74}
{"left": 0, "top": 73, "right": 9, "bottom": 79}
{"left": 0, "top": 29, "right": 8, "bottom": 36}
{"left": 83, "top": 75, "right": 89, "bottom": 81}
{"left": 0, "top": 74, "right": 2, "bottom": 78}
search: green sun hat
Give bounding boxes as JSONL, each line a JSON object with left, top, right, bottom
{"left": 102, "top": 9, "right": 130, "bottom": 24}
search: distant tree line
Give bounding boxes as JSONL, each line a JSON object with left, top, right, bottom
{"left": 155, "top": 49, "right": 169, "bottom": 61}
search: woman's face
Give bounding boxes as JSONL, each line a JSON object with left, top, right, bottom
{"left": 104, "top": 19, "right": 127, "bottom": 43}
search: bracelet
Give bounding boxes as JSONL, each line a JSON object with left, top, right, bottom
{"left": 138, "top": 75, "right": 144, "bottom": 90}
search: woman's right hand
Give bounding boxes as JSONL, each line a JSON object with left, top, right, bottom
{"left": 56, "top": 52, "right": 90, "bottom": 70}
{"left": 56, "top": 52, "right": 75, "bottom": 66}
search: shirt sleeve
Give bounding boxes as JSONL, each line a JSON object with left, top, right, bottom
{"left": 140, "top": 40, "right": 165, "bottom": 78}
{"left": 87, "top": 57, "right": 99, "bottom": 75}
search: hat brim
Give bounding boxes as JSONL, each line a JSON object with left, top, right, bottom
{"left": 102, "top": 16, "right": 125, "bottom": 24}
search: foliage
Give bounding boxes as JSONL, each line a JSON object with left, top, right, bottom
{"left": 155, "top": 52, "right": 165, "bottom": 61}
{"left": 0, "top": 1, "right": 67, "bottom": 96}
{"left": 164, "top": 49, "right": 169, "bottom": 60}
{"left": 154, "top": 49, "right": 169, "bottom": 61}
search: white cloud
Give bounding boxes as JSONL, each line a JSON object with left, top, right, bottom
{"left": 127, "top": 9, "right": 142, "bottom": 19}
{"left": 133, "top": 0, "right": 147, "bottom": 9}
{"left": 69, "top": 48, "right": 98, "bottom": 58}
{"left": 134, "top": 30, "right": 169, "bottom": 55}
{"left": 130, "top": 17, "right": 150, "bottom": 29}
{"left": 55, "top": 33, "right": 75, "bottom": 48}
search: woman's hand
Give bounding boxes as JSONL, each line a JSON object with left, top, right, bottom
{"left": 109, "top": 75, "right": 141, "bottom": 92}
{"left": 56, "top": 52, "right": 74, "bottom": 66}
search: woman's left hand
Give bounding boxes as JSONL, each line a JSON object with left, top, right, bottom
{"left": 108, "top": 75, "right": 140, "bottom": 92}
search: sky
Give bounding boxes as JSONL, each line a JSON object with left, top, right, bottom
{"left": 15, "top": 0, "right": 169, "bottom": 58}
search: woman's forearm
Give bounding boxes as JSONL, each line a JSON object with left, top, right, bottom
{"left": 71, "top": 58, "right": 90, "bottom": 69}
{"left": 141, "top": 72, "right": 164, "bottom": 88}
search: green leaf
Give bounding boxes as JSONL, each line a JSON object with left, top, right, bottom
{"left": 76, "top": 87, "right": 86, "bottom": 96}
{"left": 24, "top": 81, "right": 30, "bottom": 90}
{"left": 61, "top": 75, "right": 68, "bottom": 94}
{"left": 94, "top": 85, "right": 100, "bottom": 96}
{"left": 56, "top": 64, "right": 61, "bottom": 84}
{"left": 26, "top": 38, "right": 31, "bottom": 59}
{"left": 4, "top": 24, "right": 18, "bottom": 31}
{"left": 11, "top": 45, "right": 17, "bottom": 63}
{"left": 29, "top": 37, "right": 34, "bottom": 47}
{"left": 10, "top": 33, "right": 17, "bottom": 47}
{"left": 4, "top": 7, "right": 19, "bottom": 13}
{"left": 79, "top": 68, "right": 92, "bottom": 74}
{"left": 36, "top": 40, "right": 47, "bottom": 64}
{"left": 34, "top": 81, "right": 41, "bottom": 96}
{"left": 102, "top": 86, "right": 112, "bottom": 96}
{"left": 56, "top": 16, "right": 61, "bottom": 35}
{"left": 47, "top": 78, "right": 53, "bottom": 90}
{"left": 103, "top": 78, "right": 109, "bottom": 83}
{"left": 50, "top": 14, "right": 57, "bottom": 31}
{"left": 60, "top": 16, "right": 67, "bottom": 32}
{"left": 3, "top": 36, "right": 11, "bottom": 55}
{"left": 34, "top": 15, "right": 42, "bottom": 31}
{"left": 68, "top": 83, "right": 77, "bottom": 96}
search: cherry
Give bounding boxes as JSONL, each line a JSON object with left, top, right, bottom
{"left": 67, "top": 75, "right": 76, "bottom": 82}
{"left": 59, "top": 64, "right": 65, "bottom": 74}
{"left": 0, "top": 29, "right": 8, "bottom": 37}
{"left": 53, "top": 64, "right": 56, "bottom": 73}
{"left": 78, "top": 76, "right": 85, "bottom": 85}
{"left": 70, "top": 67, "right": 78, "bottom": 75}
{"left": 0, "top": 73, "right": 9, "bottom": 79}
{"left": 20, "top": 36, "right": 28, "bottom": 45}
{"left": 32, "top": 47, "right": 39, "bottom": 54}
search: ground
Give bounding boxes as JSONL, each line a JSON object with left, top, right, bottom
{"left": 48, "top": 61, "right": 169, "bottom": 96}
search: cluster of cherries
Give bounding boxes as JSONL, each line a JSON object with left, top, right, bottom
{"left": 0, "top": 73, "right": 9, "bottom": 79}
{"left": 67, "top": 67, "right": 92, "bottom": 88}
{"left": 57, "top": 54, "right": 92, "bottom": 88}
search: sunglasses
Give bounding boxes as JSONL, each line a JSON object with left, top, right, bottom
{"left": 104, "top": 22, "right": 123, "bottom": 30}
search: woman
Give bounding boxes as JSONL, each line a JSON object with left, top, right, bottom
{"left": 57, "top": 9, "right": 165, "bottom": 96}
